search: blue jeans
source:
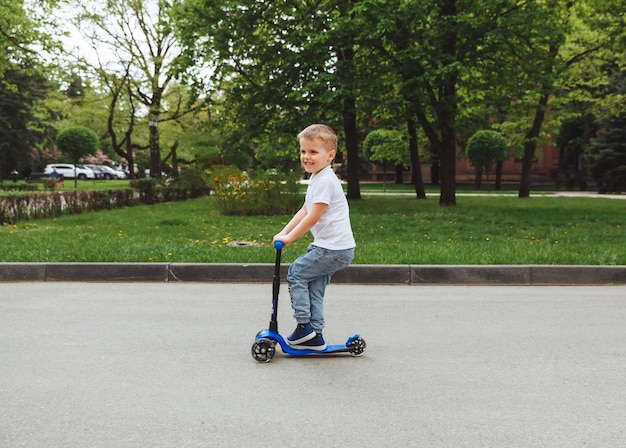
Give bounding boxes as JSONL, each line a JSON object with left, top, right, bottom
{"left": 287, "top": 245, "right": 355, "bottom": 334}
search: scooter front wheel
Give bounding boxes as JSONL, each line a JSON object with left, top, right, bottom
{"left": 251, "top": 338, "right": 276, "bottom": 362}
{"left": 348, "top": 337, "right": 366, "bottom": 356}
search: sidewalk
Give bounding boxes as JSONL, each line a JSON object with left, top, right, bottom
{"left": 1, "top": 282, "right": 625, "bottom": 448}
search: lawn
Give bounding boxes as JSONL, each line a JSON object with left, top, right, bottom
{"left": 0, "top": 191, "right": 623, "bottom": 265}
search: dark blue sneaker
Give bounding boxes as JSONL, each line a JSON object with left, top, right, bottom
{"left": 287, "top": 323, "right": 316, "bottom": 345}
{"left": 290, "top": 333, "right": 327, "bottom": 351}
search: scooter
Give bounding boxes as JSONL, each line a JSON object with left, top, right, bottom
{"left": 251, "top": 241, "right": 366, "bottom": 362}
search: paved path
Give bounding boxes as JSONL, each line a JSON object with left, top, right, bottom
{"left": 1, "top": 282, "right": 625, "bottom": 447}
{"left": 358, "top": 189, "right": 626, "bottom": 198}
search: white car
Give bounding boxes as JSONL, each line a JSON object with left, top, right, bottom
{"left": 44, "top": 164, "right": 96, "bottom": 180}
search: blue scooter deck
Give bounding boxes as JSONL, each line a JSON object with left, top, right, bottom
{"left": 255, "top": 329, "right": 360, "bottom": 356}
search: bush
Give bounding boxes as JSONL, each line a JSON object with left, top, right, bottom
{"left": 167, "top": 166, "right": 211, "bottom": 198}
{"left": 465, "top": 130, "right": 507, "bottom": 189}
{"left": 213, "top": 168, "right": 302, "bottom": 216}
{"left": 0, "top": 180, "right": 211, "bottom": 225}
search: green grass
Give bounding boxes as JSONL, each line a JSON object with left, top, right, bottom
{"left": 1, "top": 193, "right": 623, "bottom": 264}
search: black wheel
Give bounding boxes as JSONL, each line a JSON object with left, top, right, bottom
{"left": 251, "top": 338, "right": 276, "bottom": 362}
{"left": 348, "top": 337, "right": 366, "bottom": 356}
{"left": 78, "top": 174, "right": 87, "bottom": 180}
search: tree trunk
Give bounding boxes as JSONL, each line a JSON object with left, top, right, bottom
{"left": 474, "top": 166, "right": 483, "bottom": 190}
{"left": 343, "top": 94, "right": 361, "bottom": 200}
{"left": 438, "top": 138, "right": 457, "bottom": 205}
{"left": 407, "top": 118, "right": 426, "bottom": 199}
{"left": 431, "top": 160, "right": 439, "bottom": 184}
{"left": 495, "top": 160, "right": 503, "bottom": 190}
{"left": 437, "top": 0, "right": 458, "bottom": 206}
{"left": 394, "top": 164, "right": 404, "bottom": 184}
{"left": 519, "top": 92, "right": 550, "bottom": 198}
{"left": 519, "top": 40, "right": 559, "bottom": 198}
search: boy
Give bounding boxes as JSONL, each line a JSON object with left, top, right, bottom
{"left": 272, "top": 124, "right": 356, "bottom": 350}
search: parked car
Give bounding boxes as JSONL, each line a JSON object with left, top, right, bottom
{"left": 84, "top": 164, "right": 105, "bottom": 179}
{"left": 44, "top": 164, "right": 95, "bottom": 180}
{"left": 97, "top": 165, "right": 127, "bottom": 180}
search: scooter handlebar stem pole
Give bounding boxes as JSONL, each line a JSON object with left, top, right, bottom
{"left": 269, "top": 241, "right": 283, "bottom": 333}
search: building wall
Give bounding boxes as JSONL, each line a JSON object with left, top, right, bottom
{"left": 360, "top": 142, "right": 560, "bottom": 184}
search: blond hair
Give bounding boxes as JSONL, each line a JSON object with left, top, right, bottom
{"left": 297, "top": 124, "right": 337, "bottom": 152}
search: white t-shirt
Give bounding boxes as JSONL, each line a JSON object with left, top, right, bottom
{"left": 305, "top": 165, "right": 356, "bottom": 250}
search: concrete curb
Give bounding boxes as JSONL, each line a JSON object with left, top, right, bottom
{"left": 1, "top": 263, "right": 625, "bottom": 285}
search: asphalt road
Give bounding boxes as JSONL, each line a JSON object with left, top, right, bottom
{"left": 1, "top": 282, "right": 625, "bottom": 448}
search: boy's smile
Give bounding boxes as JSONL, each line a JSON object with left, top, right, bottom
{"left": 299, "top": 137, "right": 336, "bottom": 175}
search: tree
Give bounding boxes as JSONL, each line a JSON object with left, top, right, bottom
{"left": 510, "top": 0, "right": 626, "bottom": 197}
{"left": 0, "top": 0, "right": 62, "bottom": 179}
{"left": 362, "top": 129, "right": 409, "bottom": 191}
{"left": 56, "top": 126, "right": 99, "bottom": 188}
{"left": 356, "top": 0, "right": 564, "bottom": 204}
{"left": 586, "top": 70, "right": 626, "bottom": 193}
{"left": 587, "top": 115, "right": 626, "bottom": 193}
{"left": 465, "top": 130, "right": 507, "bottom": 190}
{"left": 0, "top": 66, "right": 53, "bottom": 179}
{"left": 170, "top": 0, "right": 623, "bottom": 204}
{"left": 71, "top": 0, "right": 191, "bottom": 178}
{"left": 174, "top": 0, "right": 381, "bottom": 199}
{"left": 0, "top": 0, "right": 60, "bottom": 79}
{"left": 357, "top": 0, "right": 462, "bottom": 204}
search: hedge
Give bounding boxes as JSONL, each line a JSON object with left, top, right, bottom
{"left": 0, "top": 184, "right": 209, "bottom": 225}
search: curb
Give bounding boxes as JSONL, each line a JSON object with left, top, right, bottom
{"left": 1, "top": 263, "right": 625, "bottom": 285}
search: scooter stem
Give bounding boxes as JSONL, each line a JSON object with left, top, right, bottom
{"left": 269, "top": 241, "right": 283, "bottom": 332}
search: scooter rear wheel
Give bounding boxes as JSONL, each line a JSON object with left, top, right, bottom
{"left": 251, "top": 338, "right": 276, "bottom": 362}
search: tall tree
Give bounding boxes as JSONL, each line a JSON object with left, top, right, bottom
{"left": 0, "top": 0, "right": 60, "bottom": 178}
{"left": 0, "top": 67, "right": 53, "bottom": 178}
{"left": 586, "top": 69, "right": 626, "bottom": 193}
{"left": 71, "top": 0, "right": 188, "bottom": 177}
{"left": 174, "top": 0, "right": 377, "bottom": 199}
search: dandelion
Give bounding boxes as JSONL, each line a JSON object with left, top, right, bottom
{"left": 167, "top": 252, "right": 172, "bottom": 257}
{"left": 485, "top": 237, "right": 490, "bottom": 241}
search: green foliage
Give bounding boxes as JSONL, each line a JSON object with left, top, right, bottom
{"left": 5, "top": 0, "right": 625, "bottom": 202}
{"left": 168, "top": 166, "right": 210, "bottom": 195}
{"left": 583, "top": 69, "right": 626, "bottom": 193}
{"left": 556, "top": 117, "right": 586, "bottom": 155}
{"left": 0, "top": 0, "right": 60, "bottom": 78}
{"left": 0, "top": 66, "right": 54, "bottom": 178}
{"left": 212, "top": 168, "right": 302, "bottom": 216}
{"left": 586, "top": 116, "right": 626, "bottom": 193}
{"left": 362, "top": 129, "right": 409, "bottom": 169}
{"left": 465, "top": 130, "right": 508, "bottom": 172}
{"left": 56, "top": 126, "right": 100, "bottom": 164}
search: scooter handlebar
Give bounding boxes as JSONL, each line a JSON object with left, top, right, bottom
{"left": 273, "top": 240, "right": 284, "bottom": 250}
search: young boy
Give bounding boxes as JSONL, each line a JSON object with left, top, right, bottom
{"left": 272, "top": 124, "right": 356, "bottom": 350}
